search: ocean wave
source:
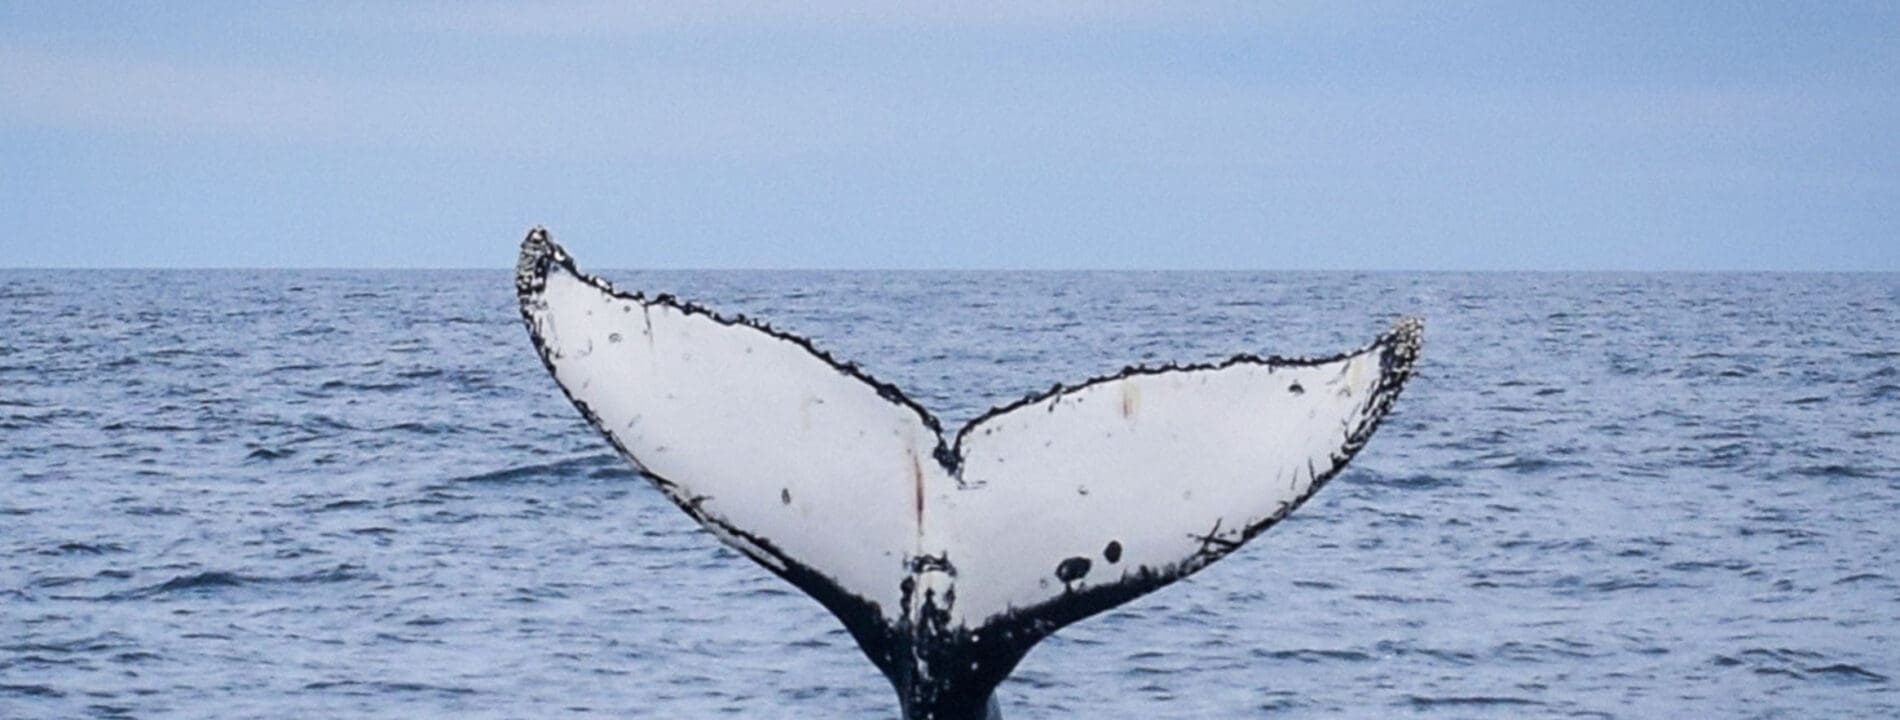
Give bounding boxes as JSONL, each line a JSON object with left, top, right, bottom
{"left": 443, "top": 454, "right": 626, "bottom": 485}
{"left": 301, "top": 680, "right": 477, "bottom": 696}
{"left": 1405, "top": 695, "right": 1544, "bottom": 708}
{"left": 92, "top": 564, "right": 378, "bottom": 601}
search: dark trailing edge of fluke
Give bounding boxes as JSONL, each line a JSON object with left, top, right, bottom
{"left": 516, "top": 226, "right": 964, "bottom": 473}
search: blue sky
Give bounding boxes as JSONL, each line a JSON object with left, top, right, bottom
{"left": 2, "top": 2, "right": 1895, "bottom": 270}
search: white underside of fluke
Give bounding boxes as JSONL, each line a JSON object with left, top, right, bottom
{"left": 942, "top": 350, "right": 1391, "bottom": 626}
{"left": 529, "top": 257, "right": 938, "bottom": 618}
{"left": 515, "top": 227, "right": 1422, "bottom": 675}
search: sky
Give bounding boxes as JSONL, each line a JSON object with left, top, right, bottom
{"left": 1, "top": 2, "right": 1895, "bottom": 270}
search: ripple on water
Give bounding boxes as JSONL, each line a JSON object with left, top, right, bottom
{"left": 3, "top": 270, "right": 1897, "bottom": 718}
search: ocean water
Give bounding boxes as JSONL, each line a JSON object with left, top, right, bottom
{"left": 2, "top": 269, "right": 1897, "bottom": 719}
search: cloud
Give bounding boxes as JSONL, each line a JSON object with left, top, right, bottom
{"left": 0, "top": 33, "right": 1316, "bottom": 164}
{"left": 1, "top": 8, "right": 1881, "bottom": 186}
{"left": 325, "top": 1, "right": 1281, "bottom": 38}
{"left": 0, "top": 45, "right": 912, "bottom": 157}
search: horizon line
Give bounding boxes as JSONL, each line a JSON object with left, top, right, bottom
{"left": 2, "top": 265, "right": 1895, "bottom": 274}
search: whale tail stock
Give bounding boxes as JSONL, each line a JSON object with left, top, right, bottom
{"left": 515, "top": 228, "right": 1421, "bottom": 719}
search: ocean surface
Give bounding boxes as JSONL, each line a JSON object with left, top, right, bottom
{"left": 3, "top": 269, "right": 1897, "bottom": 719}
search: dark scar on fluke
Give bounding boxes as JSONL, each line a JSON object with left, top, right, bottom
{"left": 910, "top": 553, "right": 956, "bottom": 576}
{"left": 1055, "top": 556, "right": 1092, "bottom": 584}
{"left": 1103, "top": 541, "right": 1123, "bottom": 564}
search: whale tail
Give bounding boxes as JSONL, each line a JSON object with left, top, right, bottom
{"left": 516, "top": 228, "right": 1421, "bottom": 719}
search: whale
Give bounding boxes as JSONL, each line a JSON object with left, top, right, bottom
{"left": 514, "top": 228, "right": 1422, "bottom": 719}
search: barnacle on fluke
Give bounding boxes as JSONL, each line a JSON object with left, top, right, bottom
{"left": 517, "top": 227, "right": 1422, "bottom": 720}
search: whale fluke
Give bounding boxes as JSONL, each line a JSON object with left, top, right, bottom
{"left": 515, "top": 228, "right": 1422, "bottom": 719}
